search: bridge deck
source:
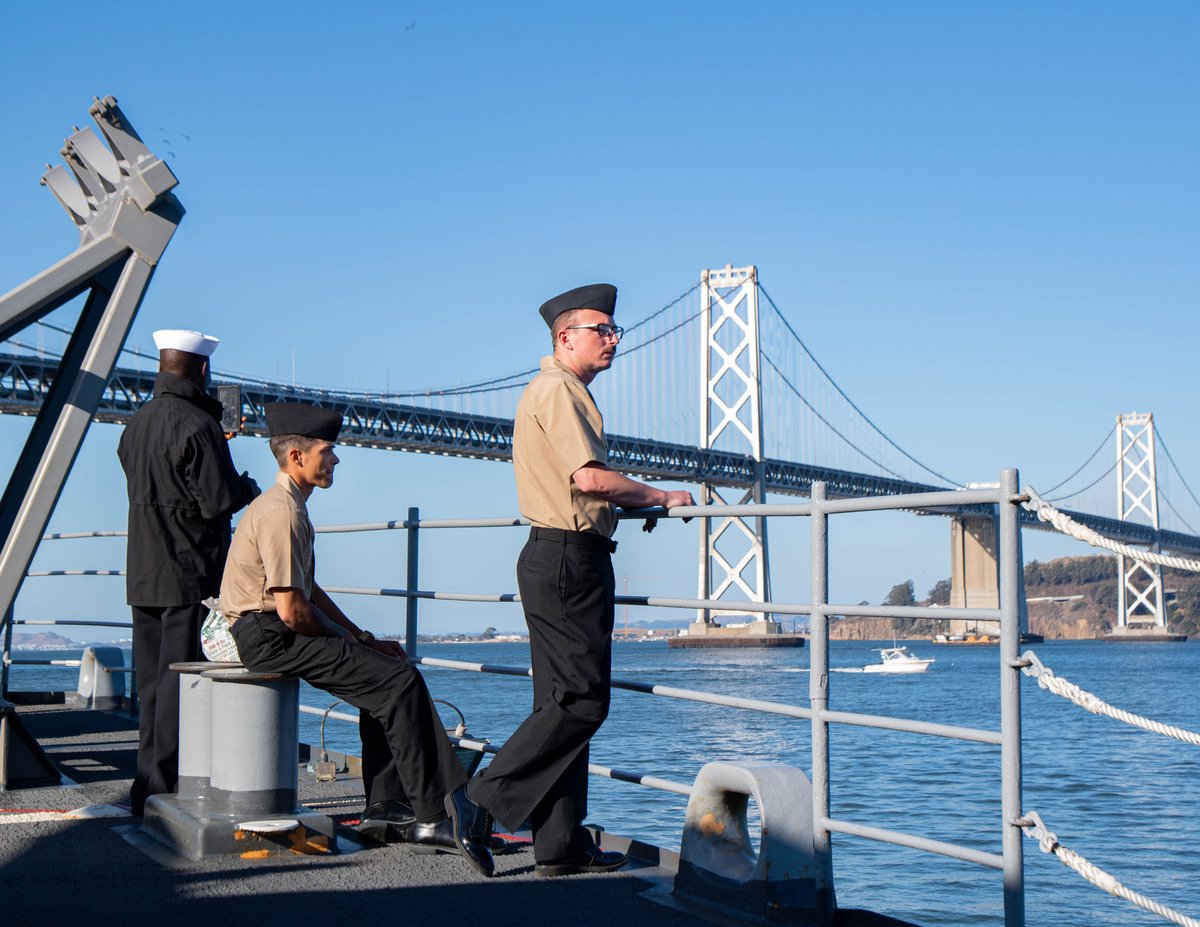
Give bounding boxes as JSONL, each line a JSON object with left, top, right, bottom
{"left": 3, "top": 351, "right": 1195, "bottom": 555}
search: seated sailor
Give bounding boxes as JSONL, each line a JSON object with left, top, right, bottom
{"left": 220, "top": 401, "right": 493, "bottom": 876}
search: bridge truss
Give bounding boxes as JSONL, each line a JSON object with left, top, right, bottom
{"left": 3, "top": 350, "right": 1199, "bottom": 556}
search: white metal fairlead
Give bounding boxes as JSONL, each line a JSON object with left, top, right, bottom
{"left": 674, "top": 761, "right": 818, "bottom": 923}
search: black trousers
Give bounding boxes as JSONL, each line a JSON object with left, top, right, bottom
{"left": 130, "top": 602, "right": 204, "bottom": 815}
{"left": 470, "top": 528, "right": 615, "bottom": 861}
{"left": 230, "top": 613, "right": 465, "bottom": 820}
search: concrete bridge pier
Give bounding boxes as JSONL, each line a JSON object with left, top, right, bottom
{"left": 948, "top": 515, "right": 1028, "bottom": 639}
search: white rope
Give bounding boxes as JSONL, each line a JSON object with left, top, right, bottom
{"left": 1017, "top": 812, "right": 1199, "bottom": 927}
{"left": 1023, "top": 486, "right": 1200, "bottom": 572}
{"left": 1020, "top": 650, "right": 1200, "bottom": 746}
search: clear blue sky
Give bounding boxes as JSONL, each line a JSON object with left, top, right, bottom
{"left": 1, "top": 2, "right": 1197, "bottom": 635}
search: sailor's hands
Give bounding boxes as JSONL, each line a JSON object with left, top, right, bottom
{"left": 368, "top": 637, "right": 407, "bottom": 660}
{"left": 241, "top": 472, "right": 262, "bottom": 501}
{"left": 644, "top": 490, "right": 697, "bottom": 531}
{"left": 663, "top": 490, "right": 696, "bottom": 524}
{"left": 225, "top": 415, "right": 249, "bottom": 440}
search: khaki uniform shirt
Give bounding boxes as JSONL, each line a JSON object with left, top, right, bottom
{"left": 220, "top": 472, "right": 315, "bottom": 621}
{"left": 513, "top": 355, "right": 616, "bottom": 537}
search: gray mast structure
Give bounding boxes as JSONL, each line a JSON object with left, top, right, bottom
{"left": 0, "top": 96, "right": 183, "bottom": 635}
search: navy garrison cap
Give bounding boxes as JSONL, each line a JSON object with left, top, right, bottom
{"left": 538, "top": 283, "right": 617, "bottom": 329}
{"left": 264, "top": 402, "right": 343, "bottom": 441}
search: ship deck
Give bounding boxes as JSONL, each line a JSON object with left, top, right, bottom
{"left": 0, "top": 702, "right": 913, "bottom": 926}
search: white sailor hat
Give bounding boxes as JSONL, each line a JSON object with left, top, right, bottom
{"left": 152, "top": 329, "right": 220, "bottom": 357}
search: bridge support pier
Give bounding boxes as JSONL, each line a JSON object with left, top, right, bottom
{"left": 948, "top": 515, "right": 1028, "bottom": 640}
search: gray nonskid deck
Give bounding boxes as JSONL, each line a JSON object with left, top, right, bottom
{"left": 0, "top": 704, "right": 697, "bottom": 926}
{"left": 1, "top": 703, "right": 916, "bottom": 927}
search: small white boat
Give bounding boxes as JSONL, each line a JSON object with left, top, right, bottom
{"left": 862, "top": 646, "right": 935, "bottom": 674}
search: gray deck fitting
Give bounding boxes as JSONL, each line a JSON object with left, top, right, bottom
{"left": 142, "top": 664, "right": 336, "bottom": 860}
{"left": 674, "top": 762, "right": 820, "bottom": 924}
{"left": 142, "top": 793, "right": 336, "bottom": 861}
{"left": 0, "top": 696, "right": 61, "bottom": 789}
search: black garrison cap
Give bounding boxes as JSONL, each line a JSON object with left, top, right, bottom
{"left": 264, "top": 402, "right": 343, "bottom": 441}
{"left": 538, "top": 283, "right": 617, "bottom": 329}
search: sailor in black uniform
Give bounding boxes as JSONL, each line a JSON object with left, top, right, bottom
{"left": 117, "top": 328, "right": 260, "bottom": 815}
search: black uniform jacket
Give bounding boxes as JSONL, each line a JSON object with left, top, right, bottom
{"left": 117, "top": 372, "right": 259, "bottom": 607}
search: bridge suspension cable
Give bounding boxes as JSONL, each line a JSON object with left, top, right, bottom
{"left": 375, "top": 280, "right": 704, "bottom": 401}
{"left": 1155, "top": 427, "right": 1200, "bottom": 528}
{"left": 1041, "top": 424, "right": 1116, "bottom": 497}
{"left": 1046, "top": 458, "right": 1120, "bottom": 505}
{"left": 760, "top": 353, "right": 906, "bottom": 481}
{"left": 757, "top": 284, "right": 962, "bottom": 487}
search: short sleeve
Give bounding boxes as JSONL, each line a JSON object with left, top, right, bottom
{"left": 537, "top": 381, "right": 607, "bottom": 475}
{"left": 256, "top": 504, "right": 309, "bottom": 592}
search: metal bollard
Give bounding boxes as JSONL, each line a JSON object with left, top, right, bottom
{"left": 674, "top": 762, "right": 819, "bottom": 923}
{"left": 204, "top": 668, "right": 299, "bottom": 817}
{"left": 170, "top": 661, "right": 239, "bottom": 802}
{"left": 142, "top": 666, "right": 335, "bottom": 859}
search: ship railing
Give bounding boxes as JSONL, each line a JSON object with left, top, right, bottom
{"left": 316, "top": 470, "right": 1027, "bottom": 926}
{"left": 5, "top": 471, "right": 1027, "bottom": 927}
{"left": 1, "top": 610, "right": 135, "bottom": 702}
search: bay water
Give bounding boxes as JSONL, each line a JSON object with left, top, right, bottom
{"left": 10, "top": 638, "right": 1198, "bottom": 926}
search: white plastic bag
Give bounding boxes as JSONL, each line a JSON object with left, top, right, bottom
{"left": 200, "top": 597, "right": 240, "bottom": 663}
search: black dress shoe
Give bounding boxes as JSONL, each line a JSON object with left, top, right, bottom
{"left": 534, "top": 847, "right": 629, "bottom": 877}
{"left": 443, "top": 786, "right": 496, "bottom": 877}
{"left": 406, "top": 818, "right": 457, "bottom": 854}
{"left": 357, "top": 799, "right": 416, "bottom": 844}
{"left": 409, "top": 816, "right": 495, "bottom": 878}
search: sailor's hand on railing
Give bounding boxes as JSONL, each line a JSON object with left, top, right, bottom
{"left": 368, "top": 637, "right": 407, "bottom": 660}
{"left": 663, "top": 490, "right": 696, "bottom": 524}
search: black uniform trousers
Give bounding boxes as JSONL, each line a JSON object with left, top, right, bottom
{"left": 130, "top": 603, "right": 204, "bottom": 815}
{"left": 230, "top": 612, "right": 465, "bottom": 820}
{"left": 469, "top": 528, "right": 616, "bottom": 861}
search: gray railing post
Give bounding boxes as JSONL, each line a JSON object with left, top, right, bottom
{"left": 405, "top": 506, "right": 419, "bottom": 656}
{"left": 999, "top": 468, "right": 1025, "bottom": 927}
{"left": 809, "top": 481, "right": 836, "bottom": 921}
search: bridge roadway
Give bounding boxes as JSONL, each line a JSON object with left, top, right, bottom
{"left": 3, "top": 351, "right": 1197, "bottom": 556}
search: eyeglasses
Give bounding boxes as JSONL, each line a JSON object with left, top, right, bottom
{"left": 566, "top": 323, "right": 624, "bottom": 340}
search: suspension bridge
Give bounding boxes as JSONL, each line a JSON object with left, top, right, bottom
{"left": 3, "top": 97, "right": 1199, "bottom": 639}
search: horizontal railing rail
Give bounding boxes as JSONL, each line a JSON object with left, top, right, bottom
{"left": 322, "top": 585, "right": 1001, "bottom": 623}
{"left": 297, "top": 703, "right": 696, "bottom": 798}
{"left": 2, "top": 615, "right": 135, "bottom": 701}
{"left": 411, "top": 654, "right": 1000, "bottom": 745}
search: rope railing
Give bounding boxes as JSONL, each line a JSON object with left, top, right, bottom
{"left": 1018, "top": 650, "right": 1200, "bottom": 746}
{"left": 1022, "top": 486, "right": 1200, "bottom": 572}
{"left": 1016, "top": 811, "right": 1199, "bottom": 927}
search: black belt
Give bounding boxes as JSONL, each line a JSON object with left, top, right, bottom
{"left": 529, "top": 526, "right": 617, "bottom": 554}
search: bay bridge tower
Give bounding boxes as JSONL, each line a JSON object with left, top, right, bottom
{"left": 1114, "top": 412, "right": 1168, "bottom": 633}
{"left": 678, "top": 265, "right": 791, "bottom": 643}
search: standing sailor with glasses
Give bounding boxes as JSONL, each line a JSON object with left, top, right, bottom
{"left": 445, "top": 283, "right": 695, "bottom": 876}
